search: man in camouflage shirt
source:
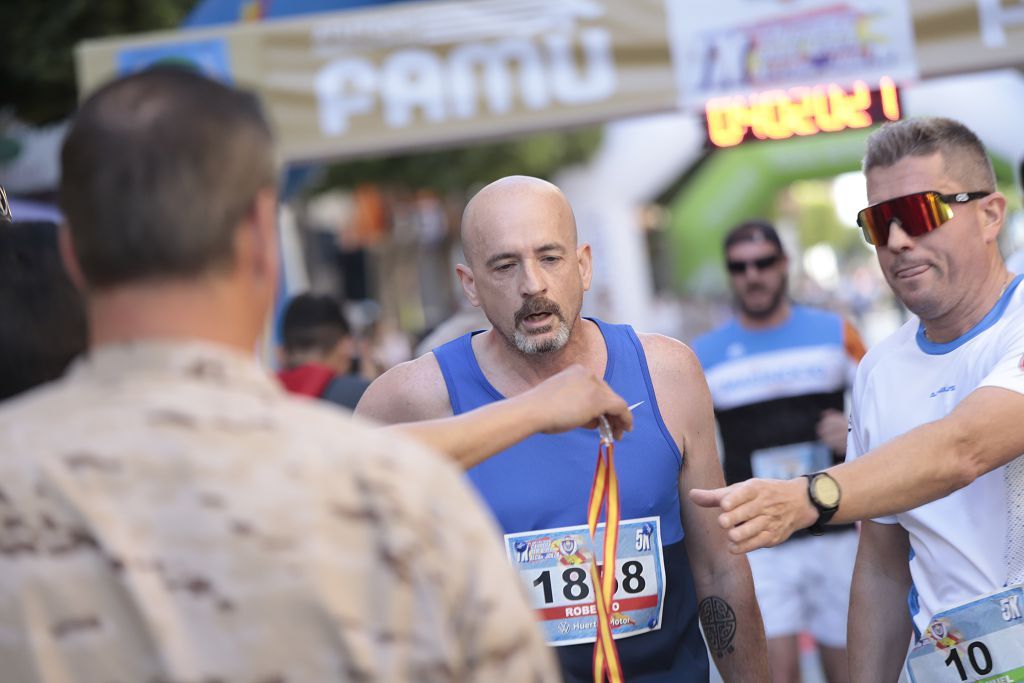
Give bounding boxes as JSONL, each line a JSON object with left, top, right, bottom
{"left": 0, "top": 68, "right": 560, "bottom": 683}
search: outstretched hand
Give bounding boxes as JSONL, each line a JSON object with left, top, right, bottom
{"left": 689, "top": 478, "right": 818, "bottom": 553}
{"left": 524, "top": 364, "right": 633, "bottom": 441}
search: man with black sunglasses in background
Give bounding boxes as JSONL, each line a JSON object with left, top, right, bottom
{"left": 693, "top": 117, "right": 1024, "bottom": 681}
{"left": 692, "top": 220, "right": 864, "bottom": 683}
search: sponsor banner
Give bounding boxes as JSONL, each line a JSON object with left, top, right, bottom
{"left": 76, "top": 0, "right": 678, "bottom": 163}
{"left": 667, "top": 0, "right": 918, "bottom": 111}
{"left": 912, "top": 0, "right": 1024, "bottom": 77}
{"left": 74, "top": 0, "right": 1023, "bottom": 162}
{"left": 116, "top": 38, "right": 234, "bottom": 82}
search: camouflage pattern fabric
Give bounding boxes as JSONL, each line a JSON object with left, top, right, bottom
{"left": 0, "top": 341, "right": 558, "bottom": 683}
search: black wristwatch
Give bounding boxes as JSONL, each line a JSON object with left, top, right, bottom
{"left": 801, "top": 472, "right": 841, "bottom": 536}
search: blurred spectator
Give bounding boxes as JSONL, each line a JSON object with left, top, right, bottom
{"left": 277, "top": 292, "right": 370, "bottom": 409}
{"left": 691, "top": 220, "right": 863, "bottom": 683}
{"left": 0, "top": 220, "right": 87, "bottom": 400}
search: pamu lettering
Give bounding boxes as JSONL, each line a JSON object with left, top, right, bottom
{"left": 315, "top": 29, "right": 616, "bottom": 135}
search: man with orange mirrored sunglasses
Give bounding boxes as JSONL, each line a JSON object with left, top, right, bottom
{"left": 692, "top": 116, "right": 1024, "bottom": 682}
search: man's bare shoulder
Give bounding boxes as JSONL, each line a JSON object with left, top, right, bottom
{"left": 355, "top": 352, "right": 453, "bottom": 424}
{"left": 637, "top": 333, "right": 713, "bottom": 450}
{"left": 637, "top": 332, "right": 704, "bottom": 384}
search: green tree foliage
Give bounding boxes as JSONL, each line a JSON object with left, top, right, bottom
{"left": 0, "top": 0, "right": 199, "bottom": 124}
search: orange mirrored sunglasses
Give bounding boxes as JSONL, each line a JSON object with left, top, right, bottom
{"left": 856, "top": 190, "right": 990, "bottom": 246}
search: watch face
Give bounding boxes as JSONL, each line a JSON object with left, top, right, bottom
{"left": 812, "top": 475, "right": 840, "bottom": 508}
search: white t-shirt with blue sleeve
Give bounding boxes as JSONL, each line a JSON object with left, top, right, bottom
{"left": 846, "top": 275, "right": 1024, "bottom": 634}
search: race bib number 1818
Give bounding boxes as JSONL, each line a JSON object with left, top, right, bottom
{"left": 504, "top": 517, "right": 667, "bottom": 647}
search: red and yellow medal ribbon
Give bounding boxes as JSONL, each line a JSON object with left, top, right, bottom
{"left": 587, "top": 429, "right": 624, "bottom": 683}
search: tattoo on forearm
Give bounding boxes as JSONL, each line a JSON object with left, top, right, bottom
{"left": 699, "top": 596, "right": 737, "bottom": 658}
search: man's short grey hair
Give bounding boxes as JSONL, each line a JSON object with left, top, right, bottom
{"left": 863, "top": 117, "right": 996, "bottom": 191}
{"left": 59, "top": 67, "right": 276, "bottom": 289}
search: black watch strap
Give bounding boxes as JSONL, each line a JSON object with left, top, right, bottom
{"left": 802, "top": 473, "right": 839, "bottom": 536}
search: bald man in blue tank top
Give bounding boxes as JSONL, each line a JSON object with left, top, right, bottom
{"left": 358, "top": 176, "right": 769, "bottom": 682}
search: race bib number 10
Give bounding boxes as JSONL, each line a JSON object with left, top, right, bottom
{"left": 907, "top": 585, "right": 1024, "bottom": 682}
{"left": 504, "top": 517, "right": 667, "bottom": 647}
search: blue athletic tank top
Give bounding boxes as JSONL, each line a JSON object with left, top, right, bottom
{"left": 433, "top": 318, "right": 709, "bottom": 683}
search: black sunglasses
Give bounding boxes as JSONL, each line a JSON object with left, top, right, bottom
{"left": 726, "top": 253, "right": 781, "bottom": 275}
